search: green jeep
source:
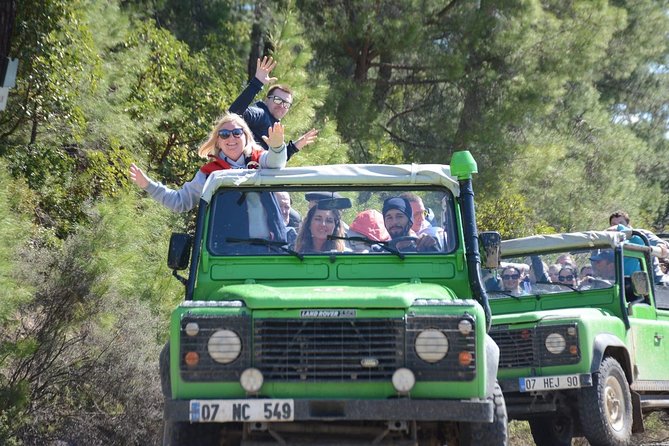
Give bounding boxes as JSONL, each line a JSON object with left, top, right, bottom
{"left": 160, "top": 151, "right": 507, "bottom": 445}
{"left": 484, "top": 230, "right": 669, "bottom": 446}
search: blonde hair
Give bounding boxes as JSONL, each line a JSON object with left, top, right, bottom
{"left": 197, "top": 113, "right": 257, "bottom": 158}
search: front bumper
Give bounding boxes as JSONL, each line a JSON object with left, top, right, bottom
{"left": 164, "top": 398, "right": 494, "bottom": 423}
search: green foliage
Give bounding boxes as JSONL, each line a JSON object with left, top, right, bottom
{"left": 0, "top": 191, "right": 182, "bottom": 443}
{"left": 477, "top": 184, "right": 556, "bottom": 240}
{"left": 265, "top": 3, "right": 350, "bottom": 166}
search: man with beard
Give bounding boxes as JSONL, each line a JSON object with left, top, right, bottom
{"left": 382, "top": 197, "right": 439, "bottom": 252}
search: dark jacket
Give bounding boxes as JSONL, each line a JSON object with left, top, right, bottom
{"left": 228, "top": 77, "right": 299, "bottom": 160}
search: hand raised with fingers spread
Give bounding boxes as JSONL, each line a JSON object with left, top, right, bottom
{"left": 294, "top": 128, "right": 319, "bottom": 151}
{"left": 130, "top": 163, "right": 150, "bottom": 189}
{"left": 262, "top": 122, "right": 285, "bottom": 149}
{"left": 255, "top": 56, "right": 278, "bottom": 85}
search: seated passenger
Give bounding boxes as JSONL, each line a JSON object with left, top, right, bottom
{"left": 590, "top": 249, "right": 615, "bottom": 281}
{"left": 547, "top": 264, "right": 561, "bottom": 283}
{"left": 275, "top": 192, "right": 297, "bottom": 244}
{"left": 557, "top": 266, "right": 578, "bottom": 287}
{"left": 382, "top": 197, "right": 439, "bottom": 252}
{"left": 400, "top": 192, "right": 446, "bottom": 250}
{"left": 294, "top": 202, "right": 346, "bottom": 253}
{"left": 346, "top": 209, "right": 390, "bottom": 253}
{"left": 500, "top": 266, "right": 526, "bottom": 296}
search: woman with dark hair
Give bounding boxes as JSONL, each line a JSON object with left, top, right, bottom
{"left": 294, "top": 206, "right": 346, "bottom": 253}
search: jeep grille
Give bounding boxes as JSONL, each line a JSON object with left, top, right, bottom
{"left": 491, "top": 324, "right": 580, "bottom": 368}
{"left": 254, "top": 318, "right": 404, "bottom": 381}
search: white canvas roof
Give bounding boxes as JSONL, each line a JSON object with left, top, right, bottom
{"left": 501, "top": 231, "right": 626, "bottom": 257}
{"left": 200, "top": 164, "right": 460, "bottom": 203}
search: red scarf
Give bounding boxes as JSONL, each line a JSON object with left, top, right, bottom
{"left": 200, "top": 149, "right": 264, "bottom": 175}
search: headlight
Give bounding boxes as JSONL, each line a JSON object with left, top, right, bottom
{"left": 545, "top": 332, "right": 566, "bottom": 355}
{"left": 415, "top": 329, "right": 449, "bottom": 363}
{"left": 208, "top": 329, "right": 242, "bottom": 364}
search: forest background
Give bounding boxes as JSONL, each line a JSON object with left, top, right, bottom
{"left": 0, "top": 0, "right": 668, "bottom": 444}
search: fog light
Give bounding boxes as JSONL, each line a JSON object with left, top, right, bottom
{"left": 458, "top": 351, "right": 473, "bottom": 366}
{"left": 240, "top": 368, "right": 264, "bottom": 393}
{"left": 184, "top": 351, "right": 199, "bottom": 367}
{"left": 458, "top": 319, "right": 473, "bottom": 335}
{"left": 392, "top": 368, "right": 415, "bottom": 394}
{"left": 208, "top": 329, "right": 242, "bottom": 364}
{"left": 184, "top": 322, "right": 199, "bottom": 336}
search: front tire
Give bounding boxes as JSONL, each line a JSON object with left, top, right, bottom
{"left": 578, "top": 357, "right": 632, "bottom": 446}
{"left": 460, "top": 382, "right": 508, "bottom": 446}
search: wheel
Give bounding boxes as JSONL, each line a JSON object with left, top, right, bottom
{"left": 460, "top": 382, "right": 508, "bottom": 446}
{"left": 578, "top": 357, "right": 633, "bottom": 446}
{"left": 388, "top": 236, "right": 419, "bottom": 251}
{"left": 159, "top": 342, "right": 170, "bottom": 397}
{"left": 529, "top": 412, "right": 574, "bottom": 446}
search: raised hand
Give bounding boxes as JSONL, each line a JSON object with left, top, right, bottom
{"left": 262, "top": 122, "right": 285, "bottom": 149}
{"left": 255, "top": 56, "right": 278, "bottom": 85}
{"left": 294, "top": 128, "right": 319, "bottom": 150}
{"left": 130, "top": 163, "right": 150, "bottom": 189}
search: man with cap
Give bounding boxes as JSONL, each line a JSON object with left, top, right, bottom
{"left": 590, "top": 249, "right": 616, "bottom": 282}
{"left": 382, "top": 197, "right": 439, "bottom": 252}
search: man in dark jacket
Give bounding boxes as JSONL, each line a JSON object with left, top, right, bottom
{"left": 229, "top": 56, "right": 318, "bottom": 161}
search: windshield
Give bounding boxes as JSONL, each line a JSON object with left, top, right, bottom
{"left": 482, "top": 248, "right": 616, "bottom": 298}
{"left": 206, "top": 187, "right": 457, "bottom": 257}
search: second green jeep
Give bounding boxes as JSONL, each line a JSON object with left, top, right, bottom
{"left": 485, "top": 230, "right": 669, "bottom": 446}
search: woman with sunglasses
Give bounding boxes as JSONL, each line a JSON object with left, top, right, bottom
{"left": 557, "top": 266, "right": 578, "bottom": 287}
{"left": 294, "top": 206, "right": 347, "bottom": 253}
{"left": 129, "top": 113, "right": 286, "bottom": 212}
{"left": 500, "top": 266, "right": 527, "bottom": 296}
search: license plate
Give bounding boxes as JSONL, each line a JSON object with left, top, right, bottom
{"left": 519, "top": 374, "right": 581, "bottom": 392}
{"left": 190, "top": 399, "right": 294, "bottom": 423}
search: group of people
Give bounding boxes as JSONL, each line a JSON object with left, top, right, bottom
{"left": 271, "top": 191, "right": 443, "bottom": 254}
{"left": 497, "top": 251, "right": 613, "bottom": 296}
{"left": 492, "top": 211, "right": 669, "bottom": 296}
{"left": 128, "top": 54, "right": 444, "bottom": 254}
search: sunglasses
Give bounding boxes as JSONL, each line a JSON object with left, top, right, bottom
{"left": 502, "top": 274, "right": 520, "bottom": 280}
{"left": 413, "top": 210, "right": 429, "bottom": 218}
{"left": 268, "top": 95, "right": 292, "bottom": 109}
{"left": 558, "top": 275, "right": 575, "bottom": 281}
{"left": 218, "top": 128, "right": 244, "bottom": 139}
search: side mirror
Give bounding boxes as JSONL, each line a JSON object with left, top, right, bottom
{"left": 168, "top": 233, "right": 192, "bottom": 271}
{"left": 479, "top": 231, "right": 501, "bottom": 269}
{"left": 630, "top": 271, "right": 649, "bottom": 296}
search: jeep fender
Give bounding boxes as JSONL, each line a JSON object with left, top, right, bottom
{"left": 484, "top": 333, "right": 500, "bottom": 397}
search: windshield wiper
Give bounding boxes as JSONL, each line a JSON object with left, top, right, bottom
{"left": 329, "top": 235, "right": 406, "bottom": 259}
{"left": 226, "top": 237, "right": 304, "bottom": 260}
{"left": 489, "top": 290, "right": 523, "bottom": 301}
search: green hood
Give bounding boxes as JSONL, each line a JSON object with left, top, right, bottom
{"left": 207, "top": 282, "right": 463, "bottom": 309}
{"left": 492, "top": 307, "right": 611, "bottom": 326}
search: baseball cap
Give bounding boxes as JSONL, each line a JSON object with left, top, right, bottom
{"left": 590, "top": 249, "right": 614, "bottom": 262}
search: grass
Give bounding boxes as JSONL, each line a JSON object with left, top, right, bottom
{"left": 508, "top": 412, "right": 669, "bottom": 445}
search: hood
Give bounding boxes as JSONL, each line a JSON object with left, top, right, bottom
{"left": 207, "top": 282, "right": 466, "bottom": 309}
{"left": 492, "top": 307, "right": 612, "bottom": 326}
